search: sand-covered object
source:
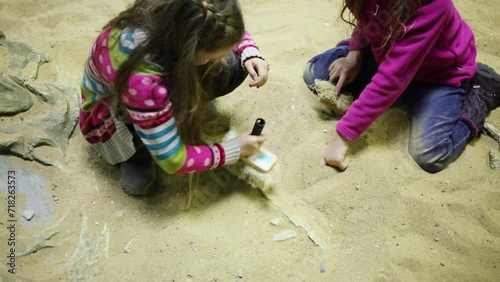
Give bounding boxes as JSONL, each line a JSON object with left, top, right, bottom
{"left": 313, "top": 79, "right": 353, "bottom": 115}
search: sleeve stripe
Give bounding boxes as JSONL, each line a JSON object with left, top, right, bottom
{"left": 156, "top": 138, "right": 183, "bottom": 160}
{"left": 133, "top": 118, "right": 183, "bottom": 159}
{"left": 83, "top": 67, "right": 107, "bottom": 93}
{"left": 143, "top": 134, "right": 177, "bottom": 151}
{"left": 134, "top": 118, "right": 176, "bottom": 140}
{"left": 127, "top": 103, "right": 171, "bottom": 121}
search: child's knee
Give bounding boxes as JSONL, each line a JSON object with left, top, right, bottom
{"left": 409, "top": 146, "right": 447, "bottom": 173}
{"left": 303, "top": 61, "right": 316, "bottom": 88}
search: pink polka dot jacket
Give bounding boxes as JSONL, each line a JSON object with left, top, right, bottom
{"left": 79, "top": 27, "right": 262, "bottom": 174}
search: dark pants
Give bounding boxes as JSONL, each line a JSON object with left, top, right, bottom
{"left": 204, "top": 51, "right": 248, "bottom": 100}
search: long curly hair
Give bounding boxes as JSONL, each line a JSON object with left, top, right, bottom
{"left": 107, "top": 0, "right": 244, "bottom": 144}
{"left": 341, "top": 0, "right": 426, "bottom": 51}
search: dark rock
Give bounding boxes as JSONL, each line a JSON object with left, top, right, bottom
{"left": 0, "top": 74, "right": 34, "bottom": 115}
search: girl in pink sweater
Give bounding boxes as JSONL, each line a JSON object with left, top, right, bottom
{"left": 79, "top": 0, "right": 269, "bottom": 195}
{"left": 304, "top": 0, "right": 500, "bottom": 172}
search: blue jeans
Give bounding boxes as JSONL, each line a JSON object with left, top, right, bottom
{"left": 303, "top": 46, "right": 472, "bottom": 173}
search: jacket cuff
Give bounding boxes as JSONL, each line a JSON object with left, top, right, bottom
{"left": 219, "top": 138, "right": 240, "bottom": 165}
{"left": 241, "top": 47, "right": 264, "bottom": 67}
{"left": 336, "top": 122, "right": 357, "bottom": 141}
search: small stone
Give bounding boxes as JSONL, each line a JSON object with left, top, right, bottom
{"left": 434, "top": 223, "right": 440, "bottom": 228}
{"left": 320, "top": 260, "right": 326, "bottom": 273}
{"left": 22, "top": 210, "right": 35, "bottom": 221}
{"left": 272, "top": 230, "right": 297, "bottom": 242}
{"left": 434, "top": 237, "right": 439, "bottom": 242}
{"left": 483, "top": 123, "right": 500, "bottom": 143}
{"left": 440, "top": 262, "right": 445, "bottom": 267}
{"left": 237, "top": 268, "right": 243, "bottom": 278}
{"left": 124, "top": 239, "right": 134, "bottom": 253}
{"left": 323, "top": 129, "right": 327, "bottom": 133}
{"left": 488, "top": 150, "right": 500, "bottom": 170}
{"left": 53, "top": 195, "right": 59, "bottom": 201}
{"left": 270, "top": 217, "right": 281, "bottom": 226}
{"left": 445, "top": 180, "right": 450, "bottom": 185}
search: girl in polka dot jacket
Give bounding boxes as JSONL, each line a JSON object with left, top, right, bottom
{"left": 79, "top": 0, "right": 269, "bottom": 195}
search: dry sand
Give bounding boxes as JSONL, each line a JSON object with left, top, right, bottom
{"left": 0, "top": 0, "right": 499, "bottom": 281}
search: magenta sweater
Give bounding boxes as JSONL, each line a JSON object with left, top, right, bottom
{"left": 337, "top": 0, "right": 477, "bottom": 141}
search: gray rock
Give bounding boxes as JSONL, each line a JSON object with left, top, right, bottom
{"left": 320, "top": 260, "right": 326, "bottom": 273}
{"left": 0, "top": 35, "right": 50, "bottom": 79}
{"left": 0, "top": 74, "right": 34, "bottom": 115}
{"left": 22, "top": 209, "right": 35, "bottom": 221}
{"left": 0, "top": 136, "right": 27, "bottom": 159}
{"left": 272, "top": 229, "right": 297, "bottom": 242}
{"left": 0, "top": 35, "right": 78, "bottom": 166}
{"left": 489, "top": 150, "right": 500, "bottom": 170}
{"left": 483, "top": 123, "right": 500, "bottom": 144}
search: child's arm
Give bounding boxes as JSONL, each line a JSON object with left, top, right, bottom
{"left": 233, "top": 31, "right": 265, "bottom": 67}
{"left": 121, "top": 72, "right": 240, "bottom": 175}
{"left": 337, "top": 0, "right": 456, "bottom": 141}
{"left": 349, "top": 25, "right": 370, "bottom": 52}
{"left": 233, "top": 31, "right": 269, "bottom": 88}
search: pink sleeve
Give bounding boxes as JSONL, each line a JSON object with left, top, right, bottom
{"left": 337, "top": 0, "right": 453, "bottom": 140}
{"left": 121, "top": 73, "right": 230, "bottom": 174}
{"left": 349, "top": 25, "right": 370, "bottom": 52}
{"left": 232, "top": 30, "right": 259, "bottom": 56}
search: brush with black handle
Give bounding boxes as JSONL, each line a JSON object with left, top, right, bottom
{"left": 243, "top": 118, "right": 277, "bottom": 173}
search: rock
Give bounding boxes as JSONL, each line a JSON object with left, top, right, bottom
{"left": 320, "top": 260, "right": 326, "bottom": 273}
{"left": 269, "top": 217, "right": 281, "bottom": 226}
{"left": 123, "top": 239, "right": 134, "bottom": 254}
{"left": 0, "top": 136, "right": 26, "bottom": 158}
{"left": 0, "top": 34, "right": 78, "bottom": 166}
{"left": 22, "top": 209, "right": 35, "bottom": 221}
{"left": 489, "top": 150, "right": 500, "bottom": 170}
{"left": 272, "top": 230, "right": 297, "bottom": 242}
{"left": 0, "top": 35, "right": 50, "bottom": 79}
{"left": 483, "top": 123, "right": 500, "bottom": 144}
{"left": 0, "top": 74, "right": 34, "bottom": 115}
{"left": 237, "top": 268, "right": 243, "bottom": 278}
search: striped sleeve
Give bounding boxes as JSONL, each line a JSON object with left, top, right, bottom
{"left": 233, "top": 31, "right": 265, "bottom": 67}
{"left": 105, "top": 28, "right": 240, "bottom": 174}
{"left": 122, "top": 73, "right": 240, "bottom": 174}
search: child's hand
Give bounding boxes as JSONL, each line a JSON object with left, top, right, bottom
{"left": 237, "top": 130, "right": 267, "bottom": 157}
{"left": 244, "top": 58, "right": 269, "bottom": 88}
{"left": 319, "top": 130, "right": 350, "bottom": 171}
{"left": 328, "top": 50, "right": 363, "bottom": 94}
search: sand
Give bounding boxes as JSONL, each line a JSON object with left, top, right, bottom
{"left": 0, "top": 0, "right": 499, "bottom": 281}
